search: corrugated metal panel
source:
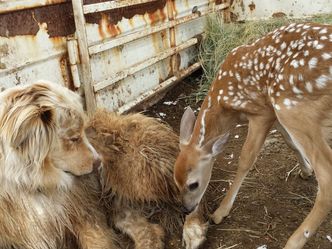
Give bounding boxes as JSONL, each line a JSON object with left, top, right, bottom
{"left": 73, "top": 0, "right": 229, "bottom": 113}
{"left": 0, "top": 1, "right": 75, "bottom": 90}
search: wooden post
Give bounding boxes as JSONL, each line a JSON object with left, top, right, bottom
{"left": 72, "top": 0, "right": 96, "bottom": 115}
{"left": 166, "top": 0, "right": 178, "bottom": 75}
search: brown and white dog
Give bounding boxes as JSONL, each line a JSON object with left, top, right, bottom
{"left": 0, "top": 81, "right": 116, "bottom": 249}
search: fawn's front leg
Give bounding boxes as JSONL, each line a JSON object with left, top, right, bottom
{"left": 182, "top": 203, "right": 208, "bottom": 249}
{"left": 212, "top": 113, "right": 275, "bottom": 224}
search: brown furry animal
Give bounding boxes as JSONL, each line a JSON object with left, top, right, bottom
{"left": 86, "top": 109, "right": 208, "bottom": 249}
{"left": 0, "top": 82, "right": 116, "bottom": 249}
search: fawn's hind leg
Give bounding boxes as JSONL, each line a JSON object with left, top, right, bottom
{"left": 74, "top": 219, "right": 117, "bottom": 249}
{"left": 113, "top": 208, "right": 164, "bottom": 249}
{"left": 277, "top": 109, "right": 332, "bottom": 249}
{"left": 275, "top": 121, "right": 313, "bottom": 179}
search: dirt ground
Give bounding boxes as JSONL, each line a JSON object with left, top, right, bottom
{"left": 143, "top": 71, "right": 332, "bottom": 249}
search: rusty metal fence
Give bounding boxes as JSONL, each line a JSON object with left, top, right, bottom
{"left": 0, "top": 0, "right": 230, "bottom": 114}
{"left": 1, "top": 0, "right": 331, "bottom": 113}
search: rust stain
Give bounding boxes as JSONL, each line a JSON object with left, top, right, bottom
{"left": 160, "top": 30, "right": 168, "bottom": 49}
{"left": 248, "top": 1, "right": 255, "bottom": 11}
{"left": 0, "top": 0, "right": 166, "bottom": 38}
{"left": 148, "top": 9, "right": 166, "bottom": 25}
{"left": 216, "top": 0, "right": 236, "bottom": 7}
{"left": 0, "top": 2, "right": 75, "bottom": 37}
{"left": 85, "top": 0, "right": 167, "bottom": 26}
{"left": 98, "top": 14, "right": 122, "bottom": 39}
{"left": 51, "top": 36, "right": 66, "bottom": 46}
{"left": 0, "top": 0, "right": 68, "bottom": 14}
{"left": 272, "top": 12, "right": 287, "bottom": 18}
{"left": 168, "top": 0, "right": 178, "bottom": 18}
{"left": 107, "top": 24, "right": 121, "bottom": 38}
{"left": 59, "top": 55, "right": 74, "bottom": 90}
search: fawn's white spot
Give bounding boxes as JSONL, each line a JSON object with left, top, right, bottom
{"left": 199, "top": 109, "right": 208, "bottom": 146}
{"left": 235, "top": 73, "right": 241, "bottom": 81}
{"left": 293, "top": 86, "right": 303, "bottom": 94}
{"left": 284, "top": 98, "right": 291, "bottom": 106}
{"left": 289, "top": 75, "right": 294, "bottom": 85}
{"left": 320, "top": 28, "right": 328, "bottom": 34}
{"left": 304, "top": 230, "right": 310, "bottom": 238}
{"left": 290, "top": 60, "right": 299, "bottom": 68}
{"left": 308, "top": 57, "right": 318, "bottom": 69}
{"left": 305, "top": 82, "right": 313, "bottom": 93}
{"left": 316, "top": 43, "right": 324, "bottom": 50}
{"left": 316, "top": 75, "right": 329, "bottom": 88}
{"left": 274, "top": 104, "right": 281, "bottom": 111}
{"left": 208, "top": 96, "right": 212, "bottom": 108}
{"left": 322, "top": 52, "right": 332, "bottom": 60}
{"left": 279, "top": 84, "right": 285, "bottom": 91}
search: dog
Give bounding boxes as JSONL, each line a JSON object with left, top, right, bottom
{"left": 0, "top": 81, "right": 116, "bottom": 249}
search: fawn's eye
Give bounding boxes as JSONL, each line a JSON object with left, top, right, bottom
{"left": 188, "top": 182, "right": 199, "bottom": 191}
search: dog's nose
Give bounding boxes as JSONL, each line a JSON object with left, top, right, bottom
{"left": 93, "top": 156, "right": 101, "bottom": 170}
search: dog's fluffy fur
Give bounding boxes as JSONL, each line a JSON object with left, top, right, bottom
{"left": 0, "top": 82, "right": 116, "bottom": 249}
{"left": 86, "top": 109, "right": 207, "bottom": 249}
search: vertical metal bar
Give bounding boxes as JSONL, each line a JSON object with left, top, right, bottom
{"left": 72, "top": 0, "right": 96, "bottom": 115}
{"left": 166, "top": 0, "right": 178, "bottom": 74}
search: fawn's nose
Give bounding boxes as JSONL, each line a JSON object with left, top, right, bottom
{"left": 181, "top": 204, "right": 197, "bottom": 215}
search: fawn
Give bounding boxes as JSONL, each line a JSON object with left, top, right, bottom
{"left": 174, "top": 22, "right": 332, "bottom": 249}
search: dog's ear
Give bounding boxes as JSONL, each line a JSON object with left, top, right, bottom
{"left": 1, "top": 87, "right": 57, "bottom": 163}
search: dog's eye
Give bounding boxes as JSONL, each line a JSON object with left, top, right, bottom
{"left": 70, "top": 136, "right": 81, "bottom": 143}
{"left": 188, "top": 182, "right": 199, "bottom": 191}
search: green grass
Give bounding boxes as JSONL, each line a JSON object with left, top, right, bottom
{"left": 193, "top": 13, "right": 332, "bottom": 102}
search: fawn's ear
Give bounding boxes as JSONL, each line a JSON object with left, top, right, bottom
{"left": 179, "top": 106, "right": 196, "bottom": 145}
{"left": 202, "top": 132, "right": 229, "bottom": 157}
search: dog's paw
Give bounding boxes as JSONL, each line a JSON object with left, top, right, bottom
{"left": 182, "top": 221, "right": 208, "bottom": 249}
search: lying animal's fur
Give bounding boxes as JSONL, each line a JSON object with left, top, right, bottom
{"left": 87, "top": 109, "right": 207, "bottom": 249}
{"left": 0, "top": 82, "right": 116, "bottom": 249}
